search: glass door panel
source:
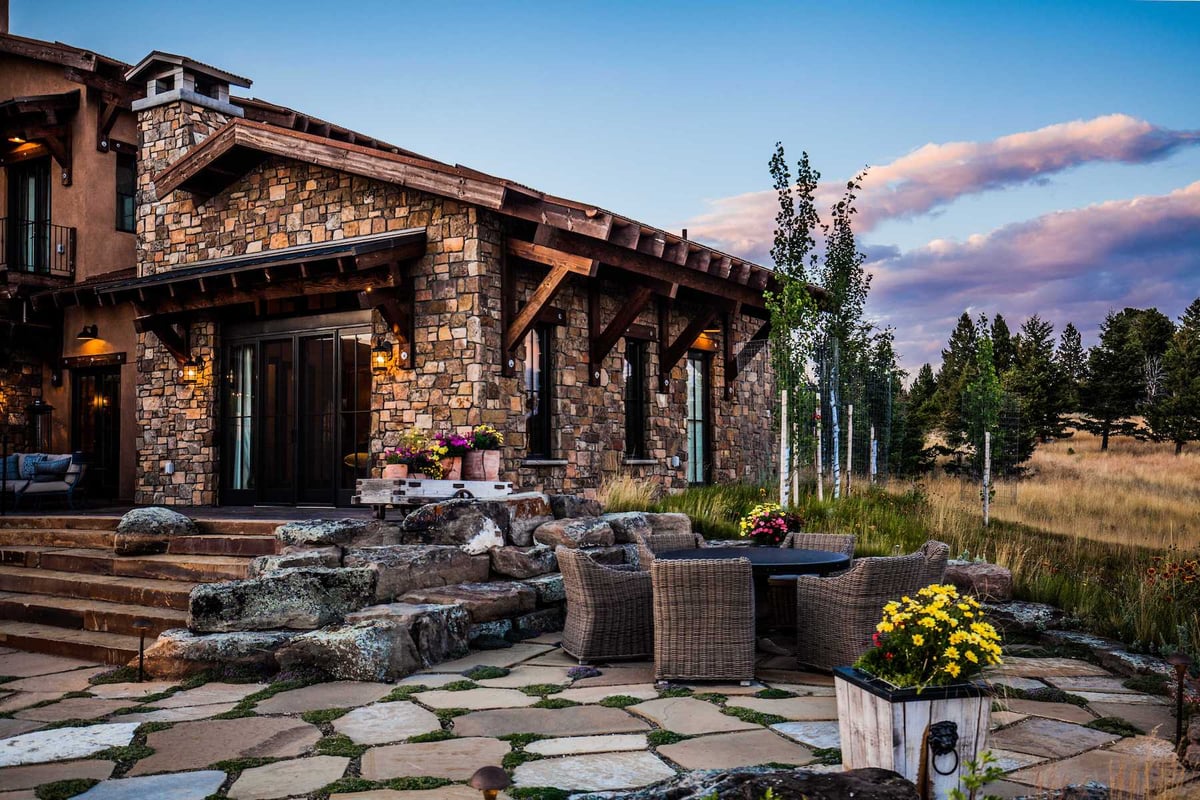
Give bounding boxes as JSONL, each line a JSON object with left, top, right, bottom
{"left": 686, "top": 353, "right": 710, "bottom": 485}
{"left": 71, "top": 367, "right": 121, "bottom": 501}
{"left": 338, "top": 331, "right": 372, "bottom": 505}
{"left": 298, "top": 334, "right": 336, "bottom": 505}
{"left": 221, "top": 343, "right": 256, "bottom": 503}
{"left": 258, "top": 338, "right": 295, "bottom": 503}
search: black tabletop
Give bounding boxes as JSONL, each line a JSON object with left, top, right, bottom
{"left": 656, "top": 547, "right": 850, "bottom": 575}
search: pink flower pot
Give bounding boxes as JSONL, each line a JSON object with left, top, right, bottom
{"left": 482, "top": 450, "right": 501, "bottom": 481}
{"left": 443, "top": 456, "right": 462, "bottom": 480}
{"left": 463, "top": 450, "right": 485, "bottom": 480}
{"left": 382, "top": 464, "right": 408, "bottom": 480}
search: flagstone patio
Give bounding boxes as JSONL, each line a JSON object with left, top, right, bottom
{"left": 0, "top": 639, "right": 1192, "bottom": 799}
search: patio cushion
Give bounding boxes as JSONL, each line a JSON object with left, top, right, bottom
{"left": 0, "top": 454, "right": 18, "bottom": 481}
{"left": 21, "top": 480, "right": 71, "bottom": 494}
{"left": 0, "top": 479, "right": 28, "bottom": 493}
{"left": 18, "top": 454, "right": 46, "bottom": 480}
{"left": 33, "top": 456, "right": 72, "bottom": 483}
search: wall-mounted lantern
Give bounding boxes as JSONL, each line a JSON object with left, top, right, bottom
{"left": 181, "top": 357, "right": 202, "bottom": 383}
{"left": 76, "top": 324, "right": 99, "bottom": 341}
{"left": 371, "top": 337, "right": 392, "bottom": 374}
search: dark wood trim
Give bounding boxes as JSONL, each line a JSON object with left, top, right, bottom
{"left": 506, "top": 238, "right": 597, "bottom": 277}
{"left": 134, "top": 316, "right": 190, "bottom": 365}
{"left": 625, "top": 322, "right": 655, "bottom": 341}
{"left": 660, "top": 307, "right": 719, "bottom": 386}
{"left": 590, "top": 285, "right": 654, "bottom": 386}
{"left": 62, "top": 352, "right": 126, "bottom": 368}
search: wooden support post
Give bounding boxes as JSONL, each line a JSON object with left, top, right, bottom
{"left": 657, "top": 298, "right": 672, "bottom": 392}
{"left": 846, "top": 404, "right": 854, "bottom": 495}
{"left": 589, "top": 286, "right": 654, "bottom": 386}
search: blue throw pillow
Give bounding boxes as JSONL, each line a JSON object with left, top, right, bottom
{"left": 19, "top": 454, "right": 46, "bottom": 480}
{"left": 33, "top": 457, "right": 71, "bottom": 483}
{"left": 0, "top": 454, "right": 17, "bottom": 482}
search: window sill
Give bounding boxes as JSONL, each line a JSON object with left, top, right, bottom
{"left": 621, "top": 458, "right": 658, "bottom": 466}
{"left": 521, "top": 459, "right": 569, "bottom": 468}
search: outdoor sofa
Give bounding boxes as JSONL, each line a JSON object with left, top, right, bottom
{"left": 0, "top": 453, "right": 86, "bottom": 509}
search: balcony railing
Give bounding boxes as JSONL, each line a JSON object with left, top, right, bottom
{"left": 0, "top": 218, "right": 76, "bottom": 280}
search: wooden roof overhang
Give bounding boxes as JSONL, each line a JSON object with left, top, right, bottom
{"left": 0, "top": 90, "right": 79, "bottom": 182}
{"left": 30, "top": 229, "right": 427, "bottom": 366}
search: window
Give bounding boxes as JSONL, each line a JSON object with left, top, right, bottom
{"left": 624, "top": 340, "right": 647, "bottom": 458}
{"left": 115, "top": 153, "right": 136, "bottom": 233}
{"left": 685, "top": 352, "right": 710, "bottom": 484}
{"left": 524, "top": 326, "right": 552, "bottom": 457}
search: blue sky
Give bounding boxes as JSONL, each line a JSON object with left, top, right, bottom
{"left": 16, "top": 0, "right": 1200, "bottom": 368}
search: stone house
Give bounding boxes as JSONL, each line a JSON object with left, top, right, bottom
{"left": 13, "top": 35, "right": 791, "bottom": 507}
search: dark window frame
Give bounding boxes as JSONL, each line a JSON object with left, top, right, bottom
{"left": 115, "top": 153, "right": 136, "bottom": 233}
{"left": 525, "top": 325, "right": 553, "bottom": 458}
{"left": 685, "top": 350, "right": 712, "bottom": 485}
{"left": 623, "top": 339, "right": 648, "bottom": 458}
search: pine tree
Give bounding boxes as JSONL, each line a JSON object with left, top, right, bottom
{"left": 932, "top": 313, "right": 978, "bottom": 447}
{"left": 1005, "top": 315, "right": 1068, "bottom": 449}
{"left": 1146, "top": 298, "right": 1200, "bottom": 454}
{"left": 893, "top": 363, "right": 938, "bottom": 475}
{"left": 961, "top": 319, "right": 1005, "bottom": 478}
{"left": 910, "top": 363, "right": 937, "bottom": 410}
{"left": 991, "top": 314, "right": 1016, "bottom": 374}
{"left": 1056, "top": 323, "right": 1086, "bottom": 410}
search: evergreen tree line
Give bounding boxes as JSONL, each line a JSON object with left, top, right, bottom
{"left": 891, "top": 299, "right": 1200, "bottom": 476}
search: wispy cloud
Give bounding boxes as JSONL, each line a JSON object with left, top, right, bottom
{"left": 686, "top": 114, "right": 1200, "bottom": 262}
{"left": 870, "top": 181, "right": 1200, "bottom": 369}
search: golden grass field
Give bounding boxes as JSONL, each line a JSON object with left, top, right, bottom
{"left": 917, "top": 428, "right": 1200, "bottom": 552}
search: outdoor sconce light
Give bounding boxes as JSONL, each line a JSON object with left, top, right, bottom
{"left": 371, "top": 337, "right": 392, "bottom": 373}
{"left": 76, "top": 324, "right": 99, "bottom": 341}
{"left": 181, "top": 357, "right": 202, "bottom": 383}
{"left": 1167, "top": 651, "right": 1193, "bottom": 745}
{"left": 468, "top": 766, "right": 511, "bottom": 799}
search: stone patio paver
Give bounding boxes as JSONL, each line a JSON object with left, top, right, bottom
{"left": 86, "top": 681, "right": 178, "bottom": 700}
{"left": 13, "top": 697, "right": 132, "bottom": 723}
{"left": 114, "top": 702, "right": 238, "bottom": 725}
{"left": 987, "top": 748, "right": 1046, "bottom": 772}
{"left": 629, "top": 697, "right": 757, "bottom": 735}
{"left": 0, "top": 721, "right": 41, "bottom": 741}
{"left": 2, "top": 667, "right": 107, "bottom": 694}
{"left": 331, "top": 702, "right": 441, "bottom": 745}
{"left": 0, "top": 789, "right": 35, "bottom": 799}
{"left": 0, "top": 759, "right": 113, "bottom": 790}
{"left": 228, "top": 755, "right": 349, "bottom": 799}
{"left": 427, "top": 643, "right": 553, "bottom": 672}
{"left": 771, "top": 720, "right": 841, "bottom": 749}
{"left": 990, "top": 711, "right": 1028, "bottom": 729}
{"left": 0, "top": 653, "right": 98, "bottom": 678}
{"left": 556, "top": 683, "right": 659, "bottom": 705}
{"left": 1089, "top": 701, "right": 1177, "bottom": 738}
{"left": 568, "top": 665, "right": 656, "bottom": 687}
{"left": 330, "top": 788, "right": 510, "bottom": 800}
{"left": 360, "top": 737, "right": 509, "bottom": 781}
{"left": 413, "top": 687, "right": 537, "bottom": 710}
{"left": 475, "top": 665, "right": 572, "bottom": 688}
{"left": 130, "top": 717, "right": 322, "bottom": 776}
{"left": 987, "top": 657, "right": 1110, "bottom": 678}
{"left": 1072, "top": 690, "right": 1169, "bottom": 705}
{"left": 74, "top": 770, "right": 226, "bottom": 800}
{"left": 768, "top": 683, "right": 836, "bottom": 697}
{"left": 0, "top": 723, "right": 138, "bottom": 767}
{"left": 1006, "top": 747, "right": 1195, "bottom": 793}
{"left": 0, "top": 694, "right": 62, "bottom": 714}
{"left": 525, "top": 734, "right": 647, "bottom": 757}
{"left": 1043, "top": 675, "right": 1142, "bottom": 693}
{"left": 725, "top": 695, "right": 838, "bottom": 721}
{"left": 149, "top": 682, "right": 267, "bottom": 709}
{"left": 658, "top": 728, "right": 815, "bottom": 770}
{"left": 394, "top": 673, "right": 464, "bottom": 688}
{"left": 254, "top": 681, "right": 392, "bottom": 714}
{"left": 997, "top": 699, "right": 1096, "bottom": 725}
{"left": 511, "top": 751, "right": 675, "bottom": 791}
{"left": 452, "top": 706, "right": 649, "bottom": 738}
{"left": 989, "top": 716, "right": 1119, "bottom": 759}
{"left": 983, "top": 676, "right": 1048, "bottom": 692}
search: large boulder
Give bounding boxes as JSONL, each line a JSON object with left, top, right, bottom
{"left": 188, "top": 567, "right": 375, "bottom": 633}
{"left": 982, "top": 600, "right": 1068, "bottom": 634}
{"left": 577, "top": 767, "right": 916, "bottom": 800}
{"left": 514, "top": 607, "right": 565, "bottom": 637}
{"left": 603, "top": 511, "right": 653, "bottom": 544}
{"left": 533, "top": 518, "right": 614, "bottom": 549}
{"left": 645, "top": 512, "right": 692, "bottom": 536}
{"left": 460, "top": 518, "right": 506, "bottom": 555}
{"left": 275, "top": 519, "right": 378, "bottom": 548}
{"left": 275, "top": 619, "right": 420, "bottom": 682}
{"left": 504, "top": 492, "right": 555, "bottom": 546}
{"left": 400, "top": 581, "right": 536, "bottom": 623}
{"left": 343, "top": 545, "right": 489, "bottom": 603}
{"left": 402, "top": 499, "right": 512, "bottom": 546}
{"left": 523, "top": 573, "right": 565, "bottom": 604}
{"left": 490, "top": 545, "right": 558, "bottom": 579}
{"left": 114, "top": 507, "right": 197, "bottom": 555}
{"left": 345, "top": 602, "right": 469, "bottom": 667}
{"left": 248, "top": 546, "right": 342, "bottom": 577}
{"left": 139, "top": 629, "right": 296, "bottom": 680}
{"left": 549, "top": 494, "right": 602, "bottom": 519}
{"left": 945, "top": 561, "right": 1013, "bottom": 602}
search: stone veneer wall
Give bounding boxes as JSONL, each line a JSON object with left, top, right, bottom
{"left": 0, "top": 344, "right": 44, "bottom": 453}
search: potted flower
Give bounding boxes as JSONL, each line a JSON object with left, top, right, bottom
{"left": 835, "top": 584, "right": 1003, "bottom": 796}
{"left": 434, "top": 432, "right": 472, "bottom": 480}
{"left": 464, "top": 424, "right": 504, "bottom": 480}
{"left": 738, "top": 502, "right": 801, "bottom": 546}
{"left": 407, "top": 448, "right": 444, "bottom": 480}
{"left": 381, "top": 430, "right": 428, "bottom": 480}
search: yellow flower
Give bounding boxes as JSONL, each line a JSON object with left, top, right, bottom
{"left": 919, "top": 617, "right": 936, "bottom": 629}
{"left": 944, "top": 662, "right": 961, "bottom": 678}
{"left": 944, "top": 646, "right": 960, "bottom": 660}
{"left": 911, "top": 634, "right": 925, "bottom": 646}
{"left": 877, "top": 621, "right": 895, "bottom": 633}
{"left": 965, "top": 650, "right": 978, "bottom": 663}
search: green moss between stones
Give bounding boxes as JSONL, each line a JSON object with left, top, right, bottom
{"left": 498, "top": 733, "right": 548, "bottom": 748}
{"left": 754, "top": 688, "right": 797, "bottom": 699}
{"left": 315, "top": 734, "right": 367, "bottom": 759}
{"left": 721, "top": 706, "right": 787, "bottom": 726}
{"left": 519, "top": 683, "right": 566, "bottom": 697}
{"left": 406, "top": 729, "right": 459, "bottom": 743}
{"left": 1122, "top": 674, "right": 1170, "bottom": 695}
{"left": 657, "top": 686, "right": 693, "bottom": 698}
{"left": 300, "top": 707, "right": 349, "bottom": 725}
{"left": 646, "top": 730, "right": 688, "bottom": 746}
{"left": 439, "top": 680, "right": 479, "bottom": 692}
{"left": 435, "top": 707, "right": 470, "bottom": 726}
{"left": 597, "top": 695, "right": 641, "bottom": 708}
{"left": 35, "top": 778, "right": 101, "bottom": 800}
{"left": 692, "top": 692, "right": 728, "bottom": 705}
{"left": 1086, "top": 716, "right": 1145, "bottom": 737}
{"left": 381, "top": 685, "right": 425, "bottom": 702}
{"left": 502, "top": 749, "right": 543, "bottom": 770}
{"left": 530, "top": 698, "right": 578, "bottom": 709}
{"left": 813, "top": 746, "right": 842, "bottom": 765}
{"left": 463, "top": 666, "right": 510, "bottom": 680}
{"left": 508, "top": 789, "right": 571, "bottom": 800}
{"left": 87, "top": 667, "right": 140, "bottom": 686}
{"left": 209, "top": 756, "right": 281, "bottom": 773}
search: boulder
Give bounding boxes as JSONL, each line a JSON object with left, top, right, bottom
{"left": 345, "top": 602, "right": 470, "bottom": 667}
{"left": 523, "top": 573, "right": 565, "bottom": 605}
{"left": 400, "top": 581, "right": 536, "bottom": 623}
{"left": 275, "top": 519, "right": 376, "bottom": 548}
{"left": 576, "top": 767, "right": 917, "bottom": 800}
{"left": 504, "top": 492, "right": 555, "bottom": 546}
{"left": 645, "top": 512, "right": 692, "bottom": 536}
{"left": 275, "top": 619, "right": 420, "bottom": 682}
{"left": 188, "top": 567, "right": 375, "bottom": 633}
{"left": 945, "top": 561, "right": 1013, "bottom": 601}
{"left": 248, "top": 546, "right": 342, "bottom": 577}
{"left": 461, "top": 517, "right": 505, "bottom": 555}
{"left": 1039, "top": 629, "right": 1173, "bottom": 678}
{"left": 533, "top": 518, "right": 614, "bottom": 549}
{"left": 343, "top": 545, "right": 489, "bottom": 602}
{"left": 550, "top": 494, "right": 603, "bottom": 519}
{"left": 402, "top": 499, "right": 511, "bottom": 546}
{"left": 490, "top": 545, "right": 558, "bottom": 579}
{"left": 470, "top": 619, "right": 514, "bottom": 643}
{"left": 139, "top": 629, "right": 296, "bottom": 680}
{"left": 114, "top": 507, "right": 197, "bottom": 555}
{"left": 603, "top": 511, "right": 653, "bottom": 544}
{"left": 514, "top": 607, "right": 565, "bottom": 636}
{"left": 981, "top": 600, "right": 1067, "bottom": 634}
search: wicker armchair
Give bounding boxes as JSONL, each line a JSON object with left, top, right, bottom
{"left": 794, "top": 549, "right": 928, "bottom": 671}
{"left": 779, "top": 531, "right": 856, "bottom": 558}
{"left": 651, "top": 557, "right": 755, "bottom": 682}
{"left": 633, "top": 529, "right": 705, "bottom": 570}
{"left": 920, "top": 540, "right": 950, "bottom": 585}
{"left": 558, "top": 547, "right": 654, "bottom": 663}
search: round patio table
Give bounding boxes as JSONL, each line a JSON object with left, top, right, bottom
{"left": 656, "top": 547, "right": 850, "bottom": 577}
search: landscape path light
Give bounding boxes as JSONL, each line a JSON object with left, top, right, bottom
{"left": 468, "top": 765, "right": 510, "bottom": 799}
{"left": 132, "top": 618, "right": 152, "bottom": 682}
{"left": 1167, "top": 651, "right": 1193, "bottom": 746}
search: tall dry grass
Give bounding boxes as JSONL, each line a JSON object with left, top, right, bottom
{"left": 917, "top": 429, "right": 1200, "bottom": 551}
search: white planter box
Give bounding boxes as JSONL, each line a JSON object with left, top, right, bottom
{"left": 834, "top": 666, "right": 990, "bottom": 799}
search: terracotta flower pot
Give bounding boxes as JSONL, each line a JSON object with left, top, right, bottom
{"left": 382, "top": 463, "right": 408, "bottom": 480}
{"left": 463, "top": 450, "right": 485, "bottom": 480}
{"left": 442, "top": 456, "right": 462, "bottom": 481}
{"left": 482, "top": 450, "right": 501, "bottom": 481}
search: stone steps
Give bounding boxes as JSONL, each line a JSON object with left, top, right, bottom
{"left": 0, "top": 564, "right": 196, "bottom": 610}
{"left": 167, "top": 534, "right": 279, "bottom": 558}
{"left": 0, "top": 527, "right": 116, "bottom": 550}
{"left": 0, "top": 546, "right": 250, "bottom": 583}
{"left": 0, "top": 619, "right": 141, "bottom": 665}
{"left": 0, "top": 590, "right": 187, "bottom": 637}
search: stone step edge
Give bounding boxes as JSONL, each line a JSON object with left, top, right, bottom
{"left": 0, "top": 620, "right": 139, "bottom": 666}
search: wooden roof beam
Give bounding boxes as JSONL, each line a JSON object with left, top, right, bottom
{"left": 505, "top": 261, "right": 583, "bottom": 357}
{"left": 588, "top": 285, "right": 654, "bottom": 386}
{"left": 506, "top": 239, "right": 597, "bottom": 277}
{"left": 660, "top": 305, "right": 720, "bottom": 387}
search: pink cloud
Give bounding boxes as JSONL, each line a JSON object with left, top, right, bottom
{"left": 685, "top": 114, "right": 1200, "bottom": 261}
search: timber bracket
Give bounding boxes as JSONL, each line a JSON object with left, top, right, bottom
{"left": 135, "top": 314, "right": 191, "bottom": 366}
{"left": 588, "top": 284, "right": 654, "bottom": 386}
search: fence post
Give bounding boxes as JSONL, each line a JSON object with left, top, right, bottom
{"left": 814, "top": 408, "right": 824, "bottom": 502}
{"left": 983, "top": 431, "right": 991, "bottom": 527}
{"left": 846, "top": 404, "right": 854, "bottom": 495}
{"left": 779, "top": 390, "right": 790, "bottom": 507}
{"left": 869, "top": 425, "right": 877, "bottom": 485}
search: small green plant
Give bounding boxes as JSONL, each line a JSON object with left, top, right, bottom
{"left": 646, "top": 729, "right": 688, "bottom": 746}
{"left": 502, "top": 749, "right": 543, "bottom": 770}
{"left": 754, "top": 688, "right": 797, "bottom": 699}
{"left": 209, "top": 756, "right": 280, "bottom": 773}
{"left": 597, "top": 695, "right": 641, "bottom": 708}
{"left": 96, "top": 743, "right": 154, "bottom": 765}
{"left": 135, "top": 722, "right": 173, "bottom": 736}
{"left": 1086, "top": 716, "right": 1144, "bottom": 737}
{"left": 1122, "top": 674, "right": 1170, "bottom": 695}
{"left": 721, "top": 706, "right": 787, "bottom": 726}
{"left": 519, "top": 683, "right": 565, "bottom": 697}
{"left": 440, "top": 680, "right": 479, "bottom": 692}
{"left": 35, "top": 779, "right": 101, "bottom": 800}
{"left": 498, "top": 733, "right": 548, "bottom": 748}
{"left": 531, "top": 697, "right": 578, "bottom": 709}
{"left": 61, "top": 691, "right": 93, "bottom": 699}
{"left": 381, "top": 685, "right": 425, "bottom": 702}
{"left": 508, "top": 788, "right": 571, "bottom": 800}
{"left": 947, "top": 751, "right": 1007, "bottom": 800}
{"left": 87, "top": 667, "right": 140, "bottom": 685}
{"left": 464, "top": 666, "right": 510, "bottom": 680}
{"left": 812, "top": 746, "right": 842, "bottom": 765}
{"left": 692, "top": 692, "right": 728, "bottom": 705}
{"left": 315, "top": 734, "right": 367, "bottom": 759}
{"left": 300, "top": 707, "right": 348, "bottom": 725}
{"left": 406, "top": 729, "right": 458, "bottom": 743}
{"left": 657, "top": 686, "right": 693, "bottom": 698}
{"left": 435, "top": 707, "right": 469, "bottom": 725}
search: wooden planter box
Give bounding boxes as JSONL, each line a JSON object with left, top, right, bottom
{"left": 834, "top": 666, "right": 990, "bottom": 799}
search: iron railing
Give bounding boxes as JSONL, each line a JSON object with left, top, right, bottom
{"left": 0, "top": 218, "right": 76, "bottom": 279}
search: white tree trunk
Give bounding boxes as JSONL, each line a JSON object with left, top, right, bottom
{"left": 779, "top": 390, "right": 790, "bottom": 507}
